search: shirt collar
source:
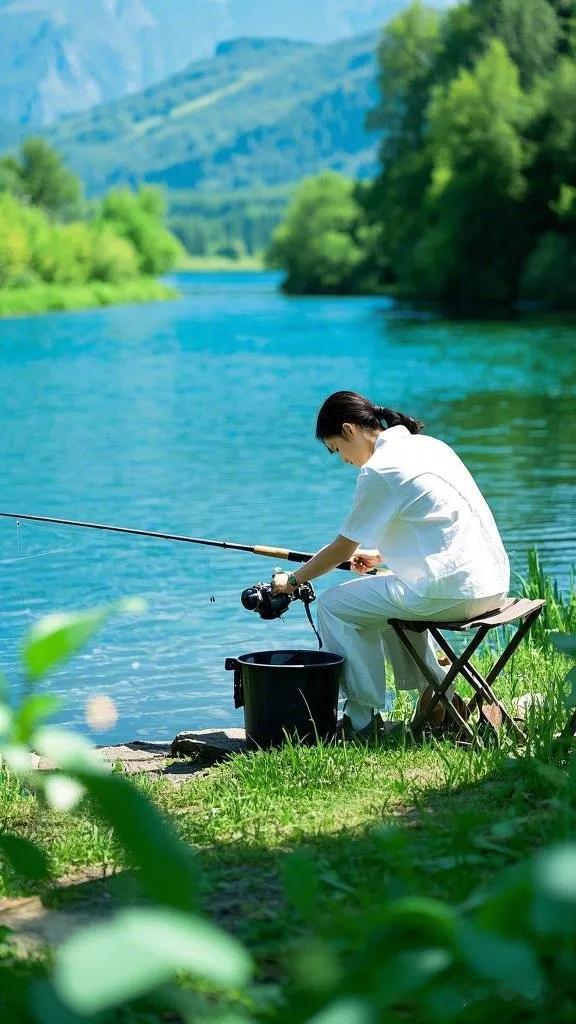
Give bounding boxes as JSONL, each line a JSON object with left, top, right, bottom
{"left": 374, "top": 425, "right": 410, "bottom": 449}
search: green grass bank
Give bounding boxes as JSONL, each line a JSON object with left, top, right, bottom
{"left": 177, "top": 254, "right": 265, "bottom": 272}
{"left": 0, "top": 278, "right": 178, "bottom": 318}
{"left": 2, "top": 639, "right": 576, "bottom": 1021}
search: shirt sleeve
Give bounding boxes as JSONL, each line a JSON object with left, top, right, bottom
{"left": 339, "top": 468, "right": 399, "bottom": 544}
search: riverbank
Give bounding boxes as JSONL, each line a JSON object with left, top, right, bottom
{"left": 178, "top": 254, "right": 265, "bottom": 272}
{"left": 0, "top": 278, "right": 178, "bottom": 318}
{"left": 1, "top": 640, "right": 574, "bottom": 1020}
{"left": 0, "top": 643, "right": 570, "bottom": 895}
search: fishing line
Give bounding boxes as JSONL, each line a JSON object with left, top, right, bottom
{"left": 15, "top": 519, "right": 29, "bottom": 614}
{"left": 0, "top": 518, "right": 84, "bottom": 564}
{"left": 1, "top": 510, "right": 373, "bottom": 653}
{"left": 0, "top": 512, "right": 362, "bottom": 572}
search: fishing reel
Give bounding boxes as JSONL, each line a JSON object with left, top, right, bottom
{"left": 241, "top": 574, "right": 316, "bottom": 621}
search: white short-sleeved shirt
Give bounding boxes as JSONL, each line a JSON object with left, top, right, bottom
{"left": 339, "top": 426, "right": 510, "bottom": 600}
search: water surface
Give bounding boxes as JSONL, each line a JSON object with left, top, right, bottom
{"left": 0, "top": 271, "right": 574, "bottom": 742}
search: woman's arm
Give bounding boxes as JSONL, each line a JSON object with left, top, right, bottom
{"left": 272, "top": 535, "right": 358, "bottom": 593}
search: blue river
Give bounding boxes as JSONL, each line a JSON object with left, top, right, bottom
{"left": 0, "top": 271, "right": 574, "bottom": 743}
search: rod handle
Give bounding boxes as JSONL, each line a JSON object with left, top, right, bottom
{"left": 253, "top": 545, "right": 292, "bottom": 560}
{"left": 253, "top": 544, "right": 382, "bottom": 574}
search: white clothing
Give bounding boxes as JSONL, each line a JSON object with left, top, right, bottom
{"left": 317, "top": 573, "right": 507, "bottom": 731}
{"left": 323, "top": 426, "right": 510, "bottom": 730}
{"left": 339, "top": 426, "right": 509, "bottom": 600}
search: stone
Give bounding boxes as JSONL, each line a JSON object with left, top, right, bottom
{"left": 27, "top": 733, "right": 246, "bottom": 786}
{"left": 512, "top": 692, "right": 546, "bottom": 721}
{"left": 171, "top": 727, "right": 247, "bottom": 761}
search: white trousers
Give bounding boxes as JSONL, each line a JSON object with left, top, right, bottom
{"left": 316, "top": 572, "right": 507, "bottom": 730}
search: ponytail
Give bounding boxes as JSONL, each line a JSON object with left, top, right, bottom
{"left": 315, "top": 391, "right": 423, "bottom": 440}
{"left": 372, "top": 404, "right": 423, "bottom": 434}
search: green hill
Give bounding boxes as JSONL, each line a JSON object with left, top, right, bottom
{"left": 45, "top": 34, "right": 380, "bottom": 197}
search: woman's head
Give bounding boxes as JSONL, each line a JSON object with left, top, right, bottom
{"left": 315, "top": 391, "right": 423, "bottom": 467}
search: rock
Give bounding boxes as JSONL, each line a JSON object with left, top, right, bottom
{"left": 512, "top": 693, "right": 546, "bottom": 721}
{"left": 27, "top": 732, "right": 246, "bottom": 785}
{"left": 171, "top": 727, "right": 247, "bottom": 762}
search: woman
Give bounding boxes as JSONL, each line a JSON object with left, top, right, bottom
{"left": 272, "top": 391, "right": 509, "bottom": 740}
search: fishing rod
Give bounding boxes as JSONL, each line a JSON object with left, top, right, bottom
{"left": 0, "top": 511, "right": 368, "bottom": 573}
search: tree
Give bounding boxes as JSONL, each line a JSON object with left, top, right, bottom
{"left": 363, "top": 2, "right": 442, "bottom": 287}
{"left": 413, "top": 39, "right": 533, "bottom": 306}
{"left": 266, "top": 172, "right": 375, "bottom": 294}
{"left": 97, "top": 187, "right": 182, "bottom": 275}
{"left": 0, "top": 155, "right": 25, "bottom": 200}
{"left": 15, "top": 138, "right": 82, "bottom": 219}
{"left": 367, "top": 1, "right": 441, "bottom": 159}
{"left": 520, "top": 56, "right": 576, "bottom": 306}
{"left": 0, "top": 193, "right": 31, "bottom": 287}
{"left": 489, "top": 0, "right": 560, "bottom": 88}
{"left": 89, "top": 228, "right": 140, "bottom": 283}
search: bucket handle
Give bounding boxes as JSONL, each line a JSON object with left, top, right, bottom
{"left": 225, "top": 658, "right": 244, "bottom": 708}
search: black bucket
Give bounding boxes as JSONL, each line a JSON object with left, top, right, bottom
{"left": 225, "top": 649, "right": 343, "bottom": 749}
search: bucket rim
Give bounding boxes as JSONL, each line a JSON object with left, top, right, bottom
{"left": 234, "top": 649, "right": 344, "bottom": 668}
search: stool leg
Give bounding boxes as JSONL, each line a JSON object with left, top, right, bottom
{"left": 433, "top": 630, "right": 524, "bottom": 742}
{"left": 485, "top": 610, "right": 541, "bottom": 685}
{"left": 391, "top": 624, "right": 476, "bottom": 741}
{"left": 415, "top": 627, "right": 487, "bottom": 735}
{"left": 433, "top": 632, "right": 494, "bottom": 703}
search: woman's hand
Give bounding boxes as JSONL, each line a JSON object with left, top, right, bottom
{"left": 271, "top": 571, "right": 295, "bottom": 595}
{"left": 350, "top": 549, "right": 382, "bottom": 574}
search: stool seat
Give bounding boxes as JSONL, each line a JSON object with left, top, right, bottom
{"left": 390, "top": 597, "right": 545, "bottom": 633}
{"left": 388, "top": 598, "right": 546, "bottom": 744}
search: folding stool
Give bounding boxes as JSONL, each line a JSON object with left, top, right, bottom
{"left": 388, "top": 598, "right": 546, "bottom": 743}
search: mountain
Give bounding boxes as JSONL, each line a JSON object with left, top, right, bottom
{"left": 0, "top": 0, "right": 457, "bottom": 127}
{"left": 45, "top": 34, "right": 382, "bottom": 196}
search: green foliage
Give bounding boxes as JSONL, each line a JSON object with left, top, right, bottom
{"left": 0, "top": 192, "right": 31, "bottom": 287}
{"left": 88, "top": 226, "right": 140, "bottom": 283}
{"left": 0, "top": 138, "right": 82, "bottom": 220}
{"left": 24, "top": 598, "right": 145, "bottom": 681}
{"left": 367, "top": 0, "right": 441, "bottom": 150}
{"left": 414, "top": 38, "right": 532, "bottom": 305}
{"left": 2, "top": 577, "right": 576, "bottom": 1021}
{"left": 492, "top": 0, "right": 561, "bottom": 87}
{"left": 97, "top": 186, "right": 183, "bottom": 275}
{"left": 266, "top": 172, "right": 381, "bottom": 295}
{"left": 169, "top": 186, "right": 292, "bottom": 258}
{"left": 517, "top": 548, "right": 576, "bottom": 647}
{"left": 0, "top": 278, "right": 176, "bottom": 317}
{"left": 269, "top": 0, "right": 576, "bottom": 309}
{"left": 0, "top": 151, "right": 182, "bottom": 312}
{"left": 520, "top": 231, "right": 576, "bottom": 307}
{"left": 54, "top": 908, "right": 252, "bottom": 1015}
{"left": 0, "top": 834, "right": 49, "bottom": 881}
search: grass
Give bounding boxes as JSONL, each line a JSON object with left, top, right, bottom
{"left": 517, "top": 547, "right": 576, "bottom": 647}
{"left": 0, "top": 278, "right": 178, "bottom": 317}
{"left": 1, "top": 546, "right": 575, "bottom": 1023}
{"left": 176, "top": 254, "right": 265, "bottom": 272}
{"left": 2, "top": 647, "right": 569, "bottom": 897}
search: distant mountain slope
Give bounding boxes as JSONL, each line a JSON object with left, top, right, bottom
{"left": 0, "top": 0, "right": 160, "bottom": 126}
{"left": 46, "top": 34, "right": 381, "bottom": 195}
{"left": 0, "top": 1, "right": 457, "bottom": 127}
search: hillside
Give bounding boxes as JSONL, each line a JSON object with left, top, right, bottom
{"left": 45, "top": 34, "right": 381, "bottom": 196}
{"left": 0, "top": 1, "right": 456, "bottom": 127}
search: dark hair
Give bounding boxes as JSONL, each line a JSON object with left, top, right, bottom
{"left": 315, "top": 391, "right": 423, "bottom": 441}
